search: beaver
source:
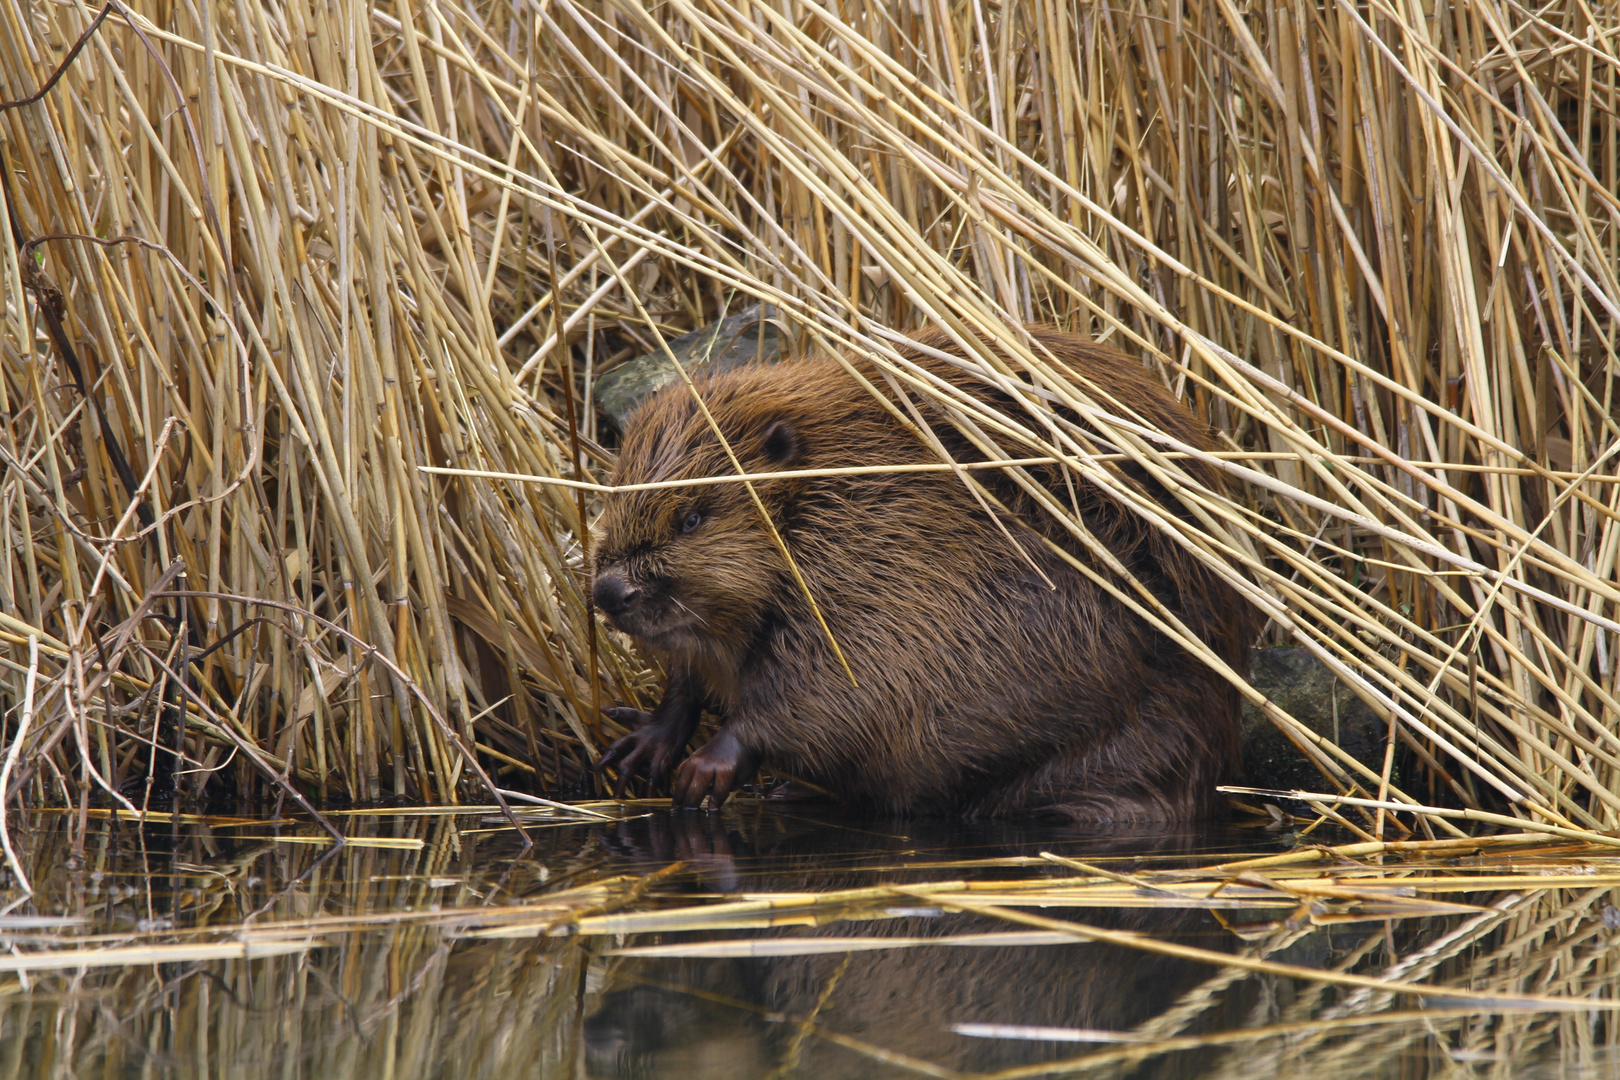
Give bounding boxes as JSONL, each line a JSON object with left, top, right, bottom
{"left": 590, "top": 325, "right": 1264, "bottom": 823}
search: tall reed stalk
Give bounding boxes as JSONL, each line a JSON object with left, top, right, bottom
{"left": 0, "top": 0, "right": 1615, "bottom": 839}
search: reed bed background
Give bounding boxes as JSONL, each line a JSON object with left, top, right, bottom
{"left": 0, "top": 0, "right": 1616, "bottom": 845}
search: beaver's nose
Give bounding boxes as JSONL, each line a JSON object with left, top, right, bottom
{"left": 592, "top": 572, "right": 641, "bottom": 617}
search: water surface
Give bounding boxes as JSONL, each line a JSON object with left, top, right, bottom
{"left": 1, "top": 802, "right": 1616, "bottom": 1078}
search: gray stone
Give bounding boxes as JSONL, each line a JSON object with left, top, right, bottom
{"left": 1240, "top": 647, "right": 1388, "bottom": 792}
{"left": 594, "top": 303, "right": 784, "bottom": 431}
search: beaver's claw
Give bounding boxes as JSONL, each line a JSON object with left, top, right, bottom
{"left": 672, "top": 728, "right": 760, "bottom": 810}
{"left": 596, "top": 707, "right": 690, "bottom": 797}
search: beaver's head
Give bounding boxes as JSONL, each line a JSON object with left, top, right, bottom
{"left": 591, "top": 373, "right": 809, "bottom": 668}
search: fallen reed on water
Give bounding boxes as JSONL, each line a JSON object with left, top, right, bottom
{"left": 0, "top": 0, "right": 1616, "bottom": 850}
{"left": 4, "top": 810, "right": 1620, "bottom": 1077}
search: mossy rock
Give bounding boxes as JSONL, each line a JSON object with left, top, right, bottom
{"left": 595, "top": 303, "right": 783, "bottom": 431}
{"left": 1240, "top": 647, "right": 1387, "bottom": 791}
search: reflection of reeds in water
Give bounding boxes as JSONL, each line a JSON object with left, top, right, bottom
{"left": 4, "top": 931, "right": 603, "bottom": 1077}
{"left": 6, "top": 813, "right": 1620, "bottom": 1077}
{"left": 1119, "top": 888, "right": 1620, "bottom": 1080}
{"left": 1, "top": 0, "right": 1618, "bottom": 851}
{"left": 0, "top": 812, "right": 607, "bottom": 1077}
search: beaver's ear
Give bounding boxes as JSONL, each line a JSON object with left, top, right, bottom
{"left": 759, "top": 419, "right": 801, "bottom": 466}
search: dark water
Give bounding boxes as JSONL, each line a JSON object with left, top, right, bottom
{"left": 0, "top": 802, "right": 1617, "bottom": 1078}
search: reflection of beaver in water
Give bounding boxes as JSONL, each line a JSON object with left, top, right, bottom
{"left": 591, "top": 326, "right": 1264, "bottom": 823}
{"left": 581, "top": 811, "right": 1254, "bottom": 1080}
{"left": 584, "top": 907, "right": 1238, "bottom": 1080}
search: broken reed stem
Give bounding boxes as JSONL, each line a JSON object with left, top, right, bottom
{"left": 0, "top": 0, "right": 1614, "bottom": 837}
{"left": 0, "top": 636, "right": 38, "bottom": 891}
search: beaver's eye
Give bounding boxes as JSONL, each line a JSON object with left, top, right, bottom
{"left": 681, "top": 511, "right": 703, "bottom": 534}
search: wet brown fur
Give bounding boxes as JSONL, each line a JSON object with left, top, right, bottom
{"left": 591, "top": 326, "right": 1265, "bottom": 824}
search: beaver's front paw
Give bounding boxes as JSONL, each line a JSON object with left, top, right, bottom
{"left": 596, "top": 707, "right": 691, "bottom": 797}
{"left": 671, "top": 728, "right": 760, "bottom": 810}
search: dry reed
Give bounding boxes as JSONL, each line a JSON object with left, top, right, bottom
{"left": 0, "top": 0, "right": 1616, "bottom": 856}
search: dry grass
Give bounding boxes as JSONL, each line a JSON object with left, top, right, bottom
{"left": 0, "top": 0, "right": 1617, "bottom": 858}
